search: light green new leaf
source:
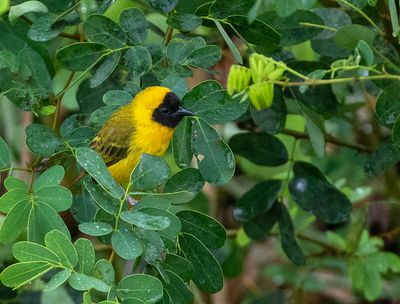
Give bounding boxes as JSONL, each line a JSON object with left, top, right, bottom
{"left": 79, "top": 222, "right": 113, "bottom": 236}
{"left": 33, "top": 165, "right": 65, "bottom": 191}
{"left": 111, "top": 227, "right": 143, "bottom": 260}
{"left": 68, "top": 272, "right": 109, "bottom": 293}
{"left": 0, "top": 200, "right": 31, "bottom": 244}
{"left": 120, "top": 210, "right": 171, "bottom": 230}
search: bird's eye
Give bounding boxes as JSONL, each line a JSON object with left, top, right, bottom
{"left": 161, "top": 108, "right": 169, "bottom": 114}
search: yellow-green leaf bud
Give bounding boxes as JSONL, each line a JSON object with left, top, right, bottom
{"left": 268, "top": 67, "right": 285, "bottom": 80}
{"left": 248, "top": 81, "right": 274, "bottom": 110}
{"left": 227, "top": 64, "right": 251, "bottom": 95}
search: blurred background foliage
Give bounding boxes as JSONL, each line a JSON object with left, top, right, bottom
{"left": 1, "top": 0, "right": 400, "bottom": 303}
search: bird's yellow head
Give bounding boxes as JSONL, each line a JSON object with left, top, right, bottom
{"left": 132, "top": 86, "right": 194, "bottom": 128}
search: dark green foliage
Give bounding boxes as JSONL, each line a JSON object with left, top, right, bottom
{"left": 1, "top": 1, "right": 400, "bottom": 303}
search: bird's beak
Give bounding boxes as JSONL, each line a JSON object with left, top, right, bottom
{"left": 176, "top": 106, "right": 195, "bottom": 117}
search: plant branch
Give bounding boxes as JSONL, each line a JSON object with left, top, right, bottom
{"left": 336, "top": 0, "right": 384, "bottom": 36}
{"left": 0, "top": 167, "right": 32, "bottom": 173}
{"left": 163, "top": 26, "right": 174, "bottom": 46}
{"left": 299, "top": 22, "right": 338, "bottom": 32}
{"left": 53, "top": 72, "right": 75, "bottom": 130}
{"left": 281, "top": 128, "right": 374, "bottom": 153}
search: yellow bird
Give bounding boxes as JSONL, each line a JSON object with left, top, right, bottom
{"left": 90, "top": 86, "right": 194, "bottom": 183}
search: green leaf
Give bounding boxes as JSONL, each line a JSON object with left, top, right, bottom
{"left": 74, "top": 238, "right": 95, "bottom": 275}
{"left": 162, "top": 270, "right": 194, "bottom": 304}
{"left": 68, "top": 272, "right": 109, "bottom": 292}
{"left": 124, "top": 46, "right": 152, "bottom": 77}
{"left": 28, "top": 15, "right": 65, "bottom": 42}
{"left": 92, "top": 259, "right": 115, "bottom": 285}
{"left": 12, "top": 241, "right": 59, "bottom": 264}
{"left": 84, "top": 14, "right": 127, "bottom": 49}
{"left": 209, "top": 0, "right": 254, "bottom": 18}
{"left": 9, "top": 1, "right": 48, "bottom": 24}
{"left": 111, "top": 227, "right": 143, "bottom": 260}
{"left": 161, "top": 73, "right": 188, "bottom": 98}
{"left": 0, "top": 188, "right": 29, "bottom": 213}
{"left": 117, "top": 274, "right": 164, "bottom": 302}
{"left": 0, "top": 200, "right": 31, "bottom": 244}
{"left": 103, "top": 90, "right": 132, "bottom": 106}
{"left": 167, "top": 13, "right": 202, "bottom": 32}
{"left": 4, "top": 177, "right": 28, "bottom": 191}
{"left": 133, "top": 191, "right": 195, "bottom": 205}
{"left": 83, "top": 178, "right": 120, "bottom": 215}
{"left": 139, "top": 208, "right": 181, "bottom": 240}
{"left": 0, "top": 261, "right": 52, "bottom": 288}
{"left": 357, "top": 40, "right": 374, "bottom": 66}
{"left": 35, "top": 202, "right": 70, "bottom": 239}
{"left": 185, "top": 45, "right": 221, "bottom": 69}
{"left": 302, "top": 105, "right": 325, "bottom": 158}
{"left": 214, "top": 19, "right": 242, "bottom": 64}
{"left": 79, "top": 222, "right": 113, "bottom": 236}
{"left": 33, "top": 165, "right": 65, "bottom": 191}
{"left": 164, "top": 168, "right": 204, "bottom": 196}
{"left": 149, "top": 0, "right": 178, "bottom": 13}
{"left": 273, "top": 0, "right": 298, "bottom": 17}
{"left": 26, "top": 124, "right": 65, "bottom": 157}
{"left": 35, "top": 186, "right": 73, "bottom": 212}
{"left": 258, "top": 10, "right": 322, "bottom": 47}
{"left": 75, "top": 147, "right": 124, "bottom": 199}
{"left": 250, "top": 89, "right": 286, "bottom": 134}
{"left": 120, "top": 210, "right": 171, "bottom": 230}
{"left": 243, "top": 202, "right": 279, "bottom": 240}
{"left": 392, "top": 115, "right": 400, "bottom": 142}
{"left": 160, "top": 254, "right": 194, "bottom": 282}
{"left": 276, "top": 203, "right": 306, "bottom": 266}
{"left": 90, "top": 105, "right": 120, "bottom": 128}
{"left": 130, "top": 153, "right": 170, "bottom": 191}
{"left": 229, "top": 132, "right": 288, "bottom": 166}
{"left": 56, "top": 42, "right": 108, "bottom": 71}
{"left": 234, "top": 180, "right": 282, "bottom": 222}
{"left": 191, "top": 118, "right": 235, "bottom": 185}
{"left": 43, "top": 269, "right": 72, "bottom": 292}
{"left": 364, "top": 142, "right": 400, "bottom": 176}
{"left": 335, "top": 24, "right": 375, "bottom": 50}
{"left": 119, "top": 8, "right": 148, "bottom": 45}
{"left": 0, "top": 136, "right": 10, "bottom": 169}
{"left": 90, "top": 52, "right": 121, "bottom": 88}
{"left": 227, "top": 15, "right": 281, "bottom": 49}
{"left": 289, "top": 162, "right": 352, "bottom": 224}
{"left": 179, "top": 233, "right": 223, "bottom": 293}
{"left": 182, "top": 80, "right": 248, "bottom": 124}
{"left": 173, "top": 117, "right": 192, "bottom": 169}
{"left": 376, "top": 82, "right": 400, "bottom": 125}
{"left": 137, "top": 229, "right": 165, "bottom": 265}
{"left": 177, "top": 210, "right": 226, "bottom": 248}
{"left": 45, "top": 230, "right": 77, "bottom": 268}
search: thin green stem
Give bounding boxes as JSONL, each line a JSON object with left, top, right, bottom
{"left": 279, "top": 138, "right": 297, "bottom": 201}
{"left": 273, "top": 73, "right": 400, "bottom": 87}
{"left": 299, "top": 22, "right": 338, "bottom": 32}
{"left": 114, "top": 183, "right": 132, "bottom": 230}
{"left": 337, "top": 0, "right": 384, "bottom": 36}
{"left": 53, "top": 71, "right": 75, "bottom": 130}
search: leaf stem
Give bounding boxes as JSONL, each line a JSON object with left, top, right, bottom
{"left": 163, "top": 26, "right": 174, "bottom": 46}
{"left": 281, "top": 128, "right": 374, "bottom": 153}
{"left": 299, "top": 22, "right": 338, "bottom": 32}
{"left": 336, "top": 0, "right": 384, "bottom": 36}
{"left": 0, "top": 167, "right": 31, "bottom": 173}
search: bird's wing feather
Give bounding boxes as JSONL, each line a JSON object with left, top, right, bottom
{"left": 90, "top": 107, "right": 135, "bottom": 166}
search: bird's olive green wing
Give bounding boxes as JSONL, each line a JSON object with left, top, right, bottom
{"left": 90, "top": 108, "right": 135, "bottom": 166}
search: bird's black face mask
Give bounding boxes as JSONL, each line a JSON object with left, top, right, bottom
{"left": 152, "top": 92, "right": 195, "bottom": 128}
